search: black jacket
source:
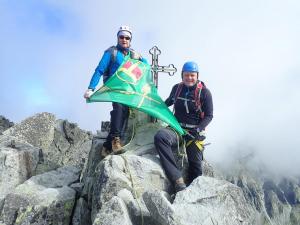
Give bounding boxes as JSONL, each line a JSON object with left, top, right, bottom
{"left": 165, "top": 81, "right": 213, "bottom": 132}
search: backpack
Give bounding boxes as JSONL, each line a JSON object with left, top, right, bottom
{"left": 103, "top": 46, "right": 142, "bottom": 82}
{"left": 106, "top": 46, "right": 142, "bottom": 64}
{"left": 173, "top": 81, "right": 205, "bottom": 119}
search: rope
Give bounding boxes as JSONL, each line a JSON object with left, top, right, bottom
{"left": 121, "top": 155, "right": 144, "bottom": 225}
{"left": 122, "top": 118, "right": 136, "bottom": 150}
{"left": 123, "top": 110, "right": 136, "bottom": 148}
{"left": 210, "top": 216, "right": 218, "bottom": 225}
{"left": 180, "top": 137, "right": 187, "bottom": 168}
{"left": 119, "top": 111, "right": 144, "bottom": 224}
{"left": 167, "top": 127, "right": 188, "bottom": 167}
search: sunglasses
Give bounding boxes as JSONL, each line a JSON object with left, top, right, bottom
{"left": 119, "top": 35, "right": 131, "bottom": 40}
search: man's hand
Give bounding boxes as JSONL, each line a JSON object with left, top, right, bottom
{"left": 182, "top": 130, "right": 195, "bottom": 141}
{"left": 84, "top": 89, "right": 94, "bottom": 99}
{"left": 183, "top": 129, "right": 206, "bottom": 141}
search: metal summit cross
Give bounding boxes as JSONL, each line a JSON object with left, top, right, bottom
{"left": 149, "top": 46, "right": 177, "bottom": 88}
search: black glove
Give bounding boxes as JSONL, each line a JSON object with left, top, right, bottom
{"left": 183, "top": 129, "right": 206, "bottom": 141}
{"left": 182, "top": 129, "right": 196, "bottom": 141}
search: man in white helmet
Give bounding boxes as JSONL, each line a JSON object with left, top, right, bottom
{"left": 84, "top": 25, "right": 148, "bottom": 156}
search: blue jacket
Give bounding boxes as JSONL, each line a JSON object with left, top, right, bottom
{"left": 88, "top": 46, "right": 148, "bottom": 90}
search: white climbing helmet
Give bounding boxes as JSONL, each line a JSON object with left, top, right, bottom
{"left": 117, "top": 25, "right": 132, "bottom": 39}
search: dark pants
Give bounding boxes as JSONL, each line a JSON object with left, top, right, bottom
{"left": 103, "top": 102, "right": 129, "bottom": 150}
{"left": 154, "top": 128, "right": 203, "bottom": 184}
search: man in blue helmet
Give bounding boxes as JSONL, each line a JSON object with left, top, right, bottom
{"left": 84, "top": 25, "right": 147, "bottom": 156}
{"left": 154, "top": 61, "right": 213, "bottom": 193}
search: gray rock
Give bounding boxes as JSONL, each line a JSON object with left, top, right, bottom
{"left": 122, "top": 122, "right": 162, "bottom": 156}
{"left": 229, "top": 173, "right": 265, "bottom": 212}
{"left": 90, "top": 154, "right": 171, "bottom": 220}
{"left": 36, "top": 119, "right": 93, "bottom": 173}
{"left": 93, "top": 196, "right": 132, "bottom": 225}
{"left": 173, "top": 176, "right": 257, "bottom": 225}
{"left": 143, "top": 176, "right": 257, "bottom": 225}
{"left": 81, "top": 138, "right": 104, "bottom": 207}
{"left": 263, "top": 179, "right": 293, "bottom": 225}
{"left": 0, "top": 135, "right": 39, "bottom": 201}
{"left": 3, "top": 112, "right": 56, "bottom": 151}
{"left": 81, "top": 138, "right": 103, "bottom": 183}
{"left": 290, "top": 206, "right": 300, "bottom": 225}
{"left": 72, "top": 198, "right": 91, "bottom": 225}
{"left": 4, "top": 112, "right": 299, "bottom": 225}
{"left": 202, "top": 160, "right": 223, "bottom": 179}
{"left": 0, "top": 166, "right": 80, "bottom": 225}
{"left": 3, "top": 113, "right": 93, "bottom": 174}
{"left": 1, "top": 186, "right": 75, "bottom": 225}
{"left": 278, "top": 177, "right": 300, "bottom": 204}
{"left": 70, "top": 183, "right": 84, "bottom": 196}
{"left": 143, "top": 191, "right": 184, "bottom": 225}
{"left": 27, "top": 166, "right": 81, "bottom": 188}
{"left": 224, "top": 162, "right": 300, "bottom": 225}
{"left": 62, "top": 120, "right": 92, "bottom": 147}
{"left": 117, "top": 188, "right": 156, "bottom": 225}
{"left": 0, "top": 116, "right": 14, "bottom": 134}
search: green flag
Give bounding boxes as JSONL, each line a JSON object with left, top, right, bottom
{"left": 87, "top": 58, "right": 185, "bottom": 135}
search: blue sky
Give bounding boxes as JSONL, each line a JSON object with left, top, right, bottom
{"left": 1, "top": 0, "right": 300, "bottom": 174}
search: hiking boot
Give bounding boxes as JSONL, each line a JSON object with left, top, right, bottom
{"left": 100, "top": 145, "right": 112, "bottom": 158}
{"left": 111, "top": 137, "right": 123, "bottom": 154}
{"left": 174, "top": 177, "right": 186, "bottom": 193}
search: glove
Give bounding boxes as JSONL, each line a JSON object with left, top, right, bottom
{"left": 84, "top": 89, "right": 94, "bottom": 99}
{"left": 183, "top": 129, "right": 206, "bottom": 141}
{"left": 182, "top": 129, "right": 196, "bottom": 141}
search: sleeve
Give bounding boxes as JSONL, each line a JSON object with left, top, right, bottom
{"left": 197, "top": 88, "right": 213, "bottom": 132}
{"left": 165, "top": 84, "right": 178, "bottom": 107}
{"left": 88, "top": 50, "right": 111, "bottom": 90}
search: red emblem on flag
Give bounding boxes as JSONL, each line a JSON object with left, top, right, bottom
{"left": 120, "top": 61, "right": 143, "bottom": 82}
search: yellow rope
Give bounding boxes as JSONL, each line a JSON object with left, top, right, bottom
{"left": 167, "top": 126, "right": 187, "bottom": 167}
{"left": 121, "top": 155, "right": 144, "bottom": 225}
{"left": 122, "top": 114, "right": 136, "bottom": 150}
{"left": 120, "top": 111, "right": 144, "bottom": 225}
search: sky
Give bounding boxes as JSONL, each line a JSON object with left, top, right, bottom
{"left": 1, "top": 0, "right": 300, "bottom": 175}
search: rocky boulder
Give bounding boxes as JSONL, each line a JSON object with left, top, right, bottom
{"left": 3, "top": 112, "right": 56, "bottom": 151}
{"left": 3, "top": 113, "right": 93, "bottom": 173}
{"left": 89, "top": 154, "right": 171, "bottom": 222}
{"left": 0, "top": 135, "right": 40, "bottom": 206}
{"left": 143, "top": 176, "right": 258, "bottom": 225}
{"left": 226, "top": 161, "right": 300, "bottom": 225}
{"left": 0, "top": 116, "right": 14, "bottom": 134}
{"left": 0, "top": 166, "right": 81, "bottom": 225}
{"left": 2, "top": 112, "right": 300, "bottom": 225}
{"left": 43, "top": 119, "right": 93, "bottom": 171}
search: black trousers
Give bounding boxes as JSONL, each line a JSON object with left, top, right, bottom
{"left": 103, "top": 102, "right": 129, "bottom": 150}
{"left": 154, "top": 128, "right": 203, "bottom": 184}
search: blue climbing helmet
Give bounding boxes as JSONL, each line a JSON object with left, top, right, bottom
{"left": 182, "top": 61, "right": 199, "bottom": 73}
{"left": 181, "top": 61, "right": 199, "bottom": 78}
